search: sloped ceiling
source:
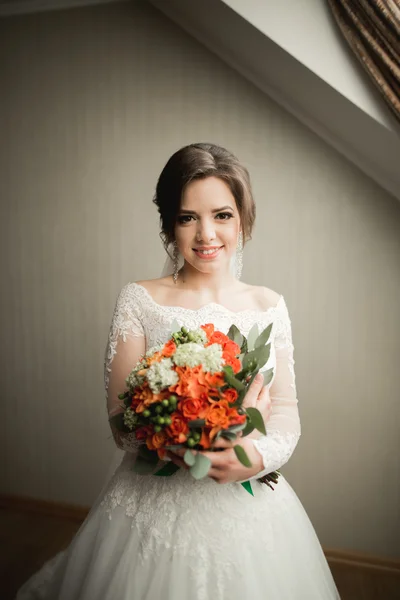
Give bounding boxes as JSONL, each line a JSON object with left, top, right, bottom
{"left": 1, "top": 0, "right": 399, "bottom": 201}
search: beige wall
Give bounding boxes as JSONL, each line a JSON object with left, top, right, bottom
{"left": 0, "top": 0, "right": 399, "bottom": 558}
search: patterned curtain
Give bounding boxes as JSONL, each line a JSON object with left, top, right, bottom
{"left": 327, "top": 0, "right": 400, "bottom": 123}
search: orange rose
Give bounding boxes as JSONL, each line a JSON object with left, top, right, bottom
{"left": 162, "top": 340, "right": 177, "bottom": 358}
{"left": 151, "top": 431, "right": 167, "bottom": 449}
{"left": 205, "top": 401, "right": 230, "bottom": 430}
{"left": 201, "top": 323, "right": 215, "bottom": 340}
{"left": 166, "top": 413, "right": 189, "bottom": 439}
{"left": 178, "top": 397, "right": 209, "bottom": 420}
{"left": 172, "top": 366, "right": 208, "bottom": 399}
{"left": 223, "top": 354, "right": 241, "bottom": 373}
{"left": 221, "top": 387, "right": 238, "bottom": 404}
{"left": 222, "top": 339, "right": 241, "bottom": 356}
{"left": 204, "top": 371, "right": 225, "bottom": 388}
{"left": 208, "top": 331, "right": 230, "bottom": 346}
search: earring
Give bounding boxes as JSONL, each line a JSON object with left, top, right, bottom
{"left": 172, "top": 241, "right": 179, "bottom": 284}
{"left": 235, "top": 231, "right": 243, "bottom": 280}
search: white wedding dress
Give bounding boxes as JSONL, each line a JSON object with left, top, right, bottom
{"left": 16, "top": 282, "right": 340, "bottom": 600}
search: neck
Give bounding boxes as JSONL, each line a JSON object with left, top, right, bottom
{"left": 176, "top": 261, "right": 238, "bottom": 291}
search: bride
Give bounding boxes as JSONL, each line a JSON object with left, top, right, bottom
{"left": 16, "top": 143, "right": 340, "bottom": 599}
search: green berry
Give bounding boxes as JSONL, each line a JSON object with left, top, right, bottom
{"left": 162, "top": 399, "right": 169, "bottom": 407}
{"left": 169, "top": 395, "right": 177, "bottom": 404}
{"left": 154, "top": 425, "right": 162, "bottom": 433}
{"left": 181, "top": 327, "right": 188, "bottom": 334}
{"left": 143, "top": 409, "right": 151, "bottom": 418}
{"left": 155, "top": 405, "right": 163, "bottom": 414}
{"left": 157, "top": 416, "right": 165, "bottom": 425}
{"left": 164, "top": 416, "right": 172, "bottom": 425}
{"left": 168, "top": 406, "right": 175, "bottom": 413}
{"left": 187, "top": 438, "right": 196, "bottom": 448}
{"left": 193, "top": 432, "right": 201, "bottom": 442}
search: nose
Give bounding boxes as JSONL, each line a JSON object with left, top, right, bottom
{"left": 196, "top": 218, "right": 216, "bottom": 244}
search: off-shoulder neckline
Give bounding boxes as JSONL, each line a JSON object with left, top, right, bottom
{"left": 130, "top": 282, "right": 285, "bottom": 317}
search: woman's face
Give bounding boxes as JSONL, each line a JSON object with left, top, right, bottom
{"left": 174, "top": 176, "right": 241, "bottom": 276}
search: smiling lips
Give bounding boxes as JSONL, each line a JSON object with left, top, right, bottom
{"left": 193, "top": 246, "right": 223, "bottom": 259}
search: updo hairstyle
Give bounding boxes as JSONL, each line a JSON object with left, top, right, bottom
{"left": 153, "top": 143, "right": 256, "bottom": 253}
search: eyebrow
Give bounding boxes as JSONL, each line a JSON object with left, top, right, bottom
{"left": 178, "top": 205, "right": 234, "bottom": 215}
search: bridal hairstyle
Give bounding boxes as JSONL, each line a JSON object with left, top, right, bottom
{"left": 153, "top": 143, "right": 256, "bottom": 253}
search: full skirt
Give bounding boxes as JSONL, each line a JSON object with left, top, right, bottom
{"left": 15, "top": 453, "right": 340, "bottom": 600}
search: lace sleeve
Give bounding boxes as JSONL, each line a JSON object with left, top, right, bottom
{"left": 241, "top": 297, "right": 301, "bottom": 482}
{"left": 104, "top": 283, "right": 146, "bottom": 453}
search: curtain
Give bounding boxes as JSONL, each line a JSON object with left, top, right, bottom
{"left": 327, "top": 0, "right": 400, "bottom": 123}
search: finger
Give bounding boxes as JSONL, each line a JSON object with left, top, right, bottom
{"left": 198, "top": 450, "right": 227, "bottom": 469}
{"left": 242, "top": 373, "right": 264, "bottom": 409}
{"left": 257, "top": 385, "right": 270, "bottom": 403}
{"left": 208, "top": 468, "right": 224, "bottom": 481}
{"left": 213, "top": 437, "right": 235, "bottom": 449}
{"left": 166, "top": 452, "right": 187, "bottom": 469}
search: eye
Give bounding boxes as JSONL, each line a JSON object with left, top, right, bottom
{"left": 177, "top": 215, "right": 195, "bottom": 224}
{"left": 215, "top": 212, "right": 234, "bottom": 220}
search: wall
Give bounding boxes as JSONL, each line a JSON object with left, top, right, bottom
{"left": 0, "top": 0, "right": 399, "bottom": 557}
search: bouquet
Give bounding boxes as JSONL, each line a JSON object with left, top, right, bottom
{"left": 110, "top": 320, "right": 280, "bottom": 495}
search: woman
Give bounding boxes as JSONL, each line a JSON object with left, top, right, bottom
{"left": 16, "top": 143, "right": 340, "bottom": 599}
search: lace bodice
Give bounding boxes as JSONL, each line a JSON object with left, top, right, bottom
{"left": 104, "top": 282, "right": 301, "bottom": 481}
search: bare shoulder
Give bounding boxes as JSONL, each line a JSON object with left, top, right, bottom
{"left": 242, "top": 284, "right": 282, "bottom": 311}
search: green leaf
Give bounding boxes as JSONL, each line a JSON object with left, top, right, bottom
{"left": 243, "top": 345, "right": 271, "bottom": 371}
{"left": 188, "top": 418, "right": 206, "bottom": 429}
{"left": 190, "top": 453, "right": 212, "bottom": 480}
{"left": 184, "top": 450, "right": 196, "bottom": 467}
{"left": 255, "top": 323, "right": 273, "bottom": 349}
{"left": 154, "top": 462, "right": 181, "bottom": 477}
{"left": 170, "top": 319, "right": 181, "bottom": 334}
{"left": 223, "top": 366, "right": 245, "bottom": 391}
{"left": 246, "top": 407, "right": 266, "bottom": 435}
{"left": 241, "top": 481, "right": 254, "bottom": 496}
{"left": 226, "top": 422, "right": 246, "bottom": 434}
{"left": 263, "top": 368, "right": 274, "bottom": 386}
{"left": 233, "top": 445, "right": 252, "bottom": 467}
{"left": 240, "top": 337, "right": 248, "bottom": 354}
{"left": 241, "top": 420, "right": 255, "bottom": 437}
{"left": 220, "top": 431, "right": 237, "bottom": 442}
{"left": 246, "top": 324, "right": 259, "bottom": 352}
{"left": 227, "top": 324, "right": 243, "bottom": 347}
{"left": 133, "top": 456, "right": 159, "bottom": 475}
{"left": 123, "top": 396, "right": 132, "bottom": 409}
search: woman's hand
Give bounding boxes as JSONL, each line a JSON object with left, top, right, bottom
{"left": 242, "top": 373, "right": 272, "bottom": 440}
{"left": 167, "top": 436, "right": 264, "bottom": 484}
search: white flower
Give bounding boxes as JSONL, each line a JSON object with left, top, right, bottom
{"left": 172, "top": 343, "right": 204, "bottom": 368}
{"left": 125, "top": 356, "right": 147, "bottom": 389}
{"left": 172, "top": 342, "right": 224, "bottom": 373}
{"left": 146, "top": 358, "right": 179, "bottom": 393}
{"left": 202, "top": 343, "right": 224, "bottom": 373}
{"left": 145, "top": 344, "right": 163, "bottom": 357}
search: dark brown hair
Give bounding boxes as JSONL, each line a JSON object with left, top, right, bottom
{"left": 153, "top": 143, "right": 256, "bottom": 251}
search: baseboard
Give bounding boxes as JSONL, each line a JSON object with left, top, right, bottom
{"left": 0, "top": 493, "right": 90, "bottom": 523}
{"left": 1, "top": 493, "right": 399, "bottom": 576}
{"left": 324, "top": 548, "right": 400, "bottom": 575}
